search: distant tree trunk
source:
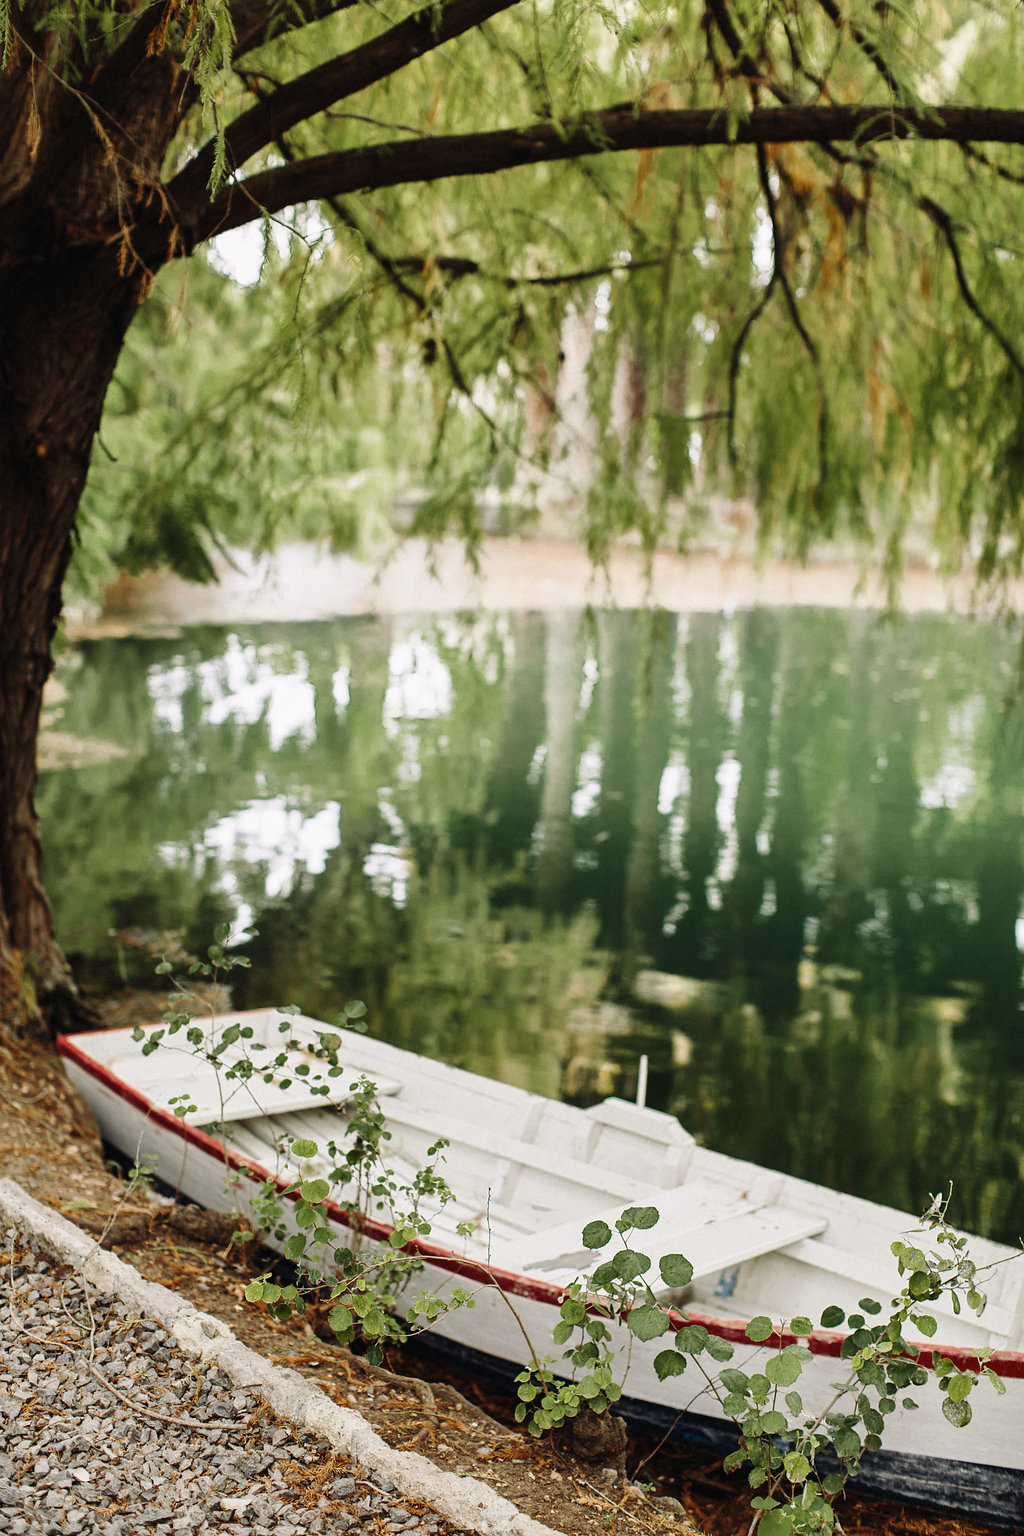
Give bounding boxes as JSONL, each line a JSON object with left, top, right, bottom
{"left": 0, "top": 247, "right": 147, "bottom": 1033}
{"left": 536, "top": 611, "right": 584, "bottom": 915}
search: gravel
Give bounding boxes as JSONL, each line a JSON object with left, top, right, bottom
{"left": 0, "top": 1228, "right": 449, "bottom": 1536}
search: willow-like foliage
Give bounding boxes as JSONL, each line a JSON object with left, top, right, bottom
{"left": 11, "top": 0, "right": 1024, "bottom": 588}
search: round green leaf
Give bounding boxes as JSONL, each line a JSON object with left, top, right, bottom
{"left": 659, "top": 1252, "right": 694, "bottom": 1288}
{"left": 675, "top": 1324, "right": 709, "bottom": 1354}
{"left": 582, "top": 1220, "right": 613, "bottom": 1250}
{"left": 765, "top": 1352, "right": 802, "bottom": 1387}
{"left": 757, "top": 1410, "right": 787, "bottom": 1435}
{"left": 654, "top": 1349, "right": 688, "bottom": 1381}
{"left": 626, "top": 1304, "right": 670, "bottom": 1341}
{"left": 758, "top": 1512, "right": 796, "bottom": 1536}
{"left": 746, "top": 1315, "right": 774, "bottom": 1343}
{"left": 788, "top": 1316, "right": 813, "bottom": 1336}
{"left": 832, "top": 1426, "right": 861, "bottom": 1461}
{"left": 942, "top": 1395, "right": 974, "bottom": 1428}
{"left": 820, "top": 1306, "right": 845, "bottom": 1329}
{"left": 300, "top": 1178, "right": 329, "bottom": 1203}
{"left": 290, "top": 1139, "right": 319, "bottom": 1159}
{"left": 947, "top": 1371, "right": 974, "bottom": 1404}
{"left": 612, "top": 1250, "right": 652, "bottom": 1282}
{"left": 783, "top": 1451, "right": 810, "bottom": 1482}
{"left": 616, "top": 1205, "right": 660, "bottom": 1231}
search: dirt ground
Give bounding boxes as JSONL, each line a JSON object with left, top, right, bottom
{"left": 0, "top": 1010, "right": 1009, "bottom": 1536}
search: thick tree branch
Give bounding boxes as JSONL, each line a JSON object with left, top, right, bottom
{"left": 179, "top": 103, "right": 1024, "bottom": 243}
{"left": 172, "top": 0, "right": 521, "bottom": 210}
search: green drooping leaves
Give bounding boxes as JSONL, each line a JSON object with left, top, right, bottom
{"left": 60, "top": 1, "right": 1024, "bottom": 604}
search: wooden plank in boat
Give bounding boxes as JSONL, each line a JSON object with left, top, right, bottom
{"left": 367, "top": 1099, "right": 658, "bottom": 1205}
{"left": 576, "top": 1097, "right": 695, "bottom": 1185}
{"left": 106, "top": 1048, "right": 400, "bottom": 1125}
{"left": 679, "top": 1206, "right": 828, "bottom": 1283}
{"left": 507, "top": 1184, "right": 826, "bottom": 1284}
{"left": 223, "top": 1117, "right": 545, "bottom": 1254}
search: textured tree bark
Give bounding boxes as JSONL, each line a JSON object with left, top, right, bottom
{"left": 0, "top": 248, "right": 148, "bottom": 1035}
{"left": 0, "top": 9, "right": 185, "bottom": 1037}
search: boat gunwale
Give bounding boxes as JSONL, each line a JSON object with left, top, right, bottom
{"left": 56, "top": 1027, "right": 1024, "bottom": 1381}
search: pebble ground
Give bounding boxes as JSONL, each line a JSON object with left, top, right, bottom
{"left": 0, "top": 1228, "right": 460, "bottom": 1536}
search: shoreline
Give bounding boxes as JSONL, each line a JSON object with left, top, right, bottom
{"left": 65, "top": 537, "right": 1022, "bottom": 639}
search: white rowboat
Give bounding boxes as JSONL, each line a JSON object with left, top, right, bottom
{"left": 58, "top": 1011, "right": 1024, "bottom": 1526}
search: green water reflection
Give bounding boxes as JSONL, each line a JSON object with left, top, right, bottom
{"left": 40, "top": 608, "right": 1024, "bottom": 1243}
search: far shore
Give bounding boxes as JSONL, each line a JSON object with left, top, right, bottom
{"left": 65, "top": 537, "right": 1023, "bottom": 639}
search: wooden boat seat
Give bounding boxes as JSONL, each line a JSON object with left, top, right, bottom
{"left": 503, "top": 1183, "right": 828, "bottom": 1287}
{"left": 576, "top": 1098, "right": 696, "bottom": 1187}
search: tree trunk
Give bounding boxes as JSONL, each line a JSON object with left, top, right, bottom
{"left": 0, "top": 247, "right": 147, "bottom": 1036}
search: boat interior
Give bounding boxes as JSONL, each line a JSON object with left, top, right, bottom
{"left": 66, "top": 1010, "right": 1024, "bottom": 1349}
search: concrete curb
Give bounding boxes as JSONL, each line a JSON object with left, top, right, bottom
{"left": 0, "top": 1178, "right": 560, "bottom": 1536}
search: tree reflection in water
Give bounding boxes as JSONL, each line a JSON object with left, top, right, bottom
{"left": 39, "top": 607, "right": 1024, "bottom": 1243}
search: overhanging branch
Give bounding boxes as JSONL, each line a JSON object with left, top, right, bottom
{"left": 172, "top": 0, "right": 521, "bottom": 209}
{"left": 182, "top": 103, "right": 1024, "bottom": 242}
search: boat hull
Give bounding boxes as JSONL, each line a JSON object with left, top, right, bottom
{"left": 58, "top": 1026, "right": 1024, "bottom": 1526}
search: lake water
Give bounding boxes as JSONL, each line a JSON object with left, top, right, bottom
{"left": 41, "top": 605, "right": 1024, "bottom": 1244}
